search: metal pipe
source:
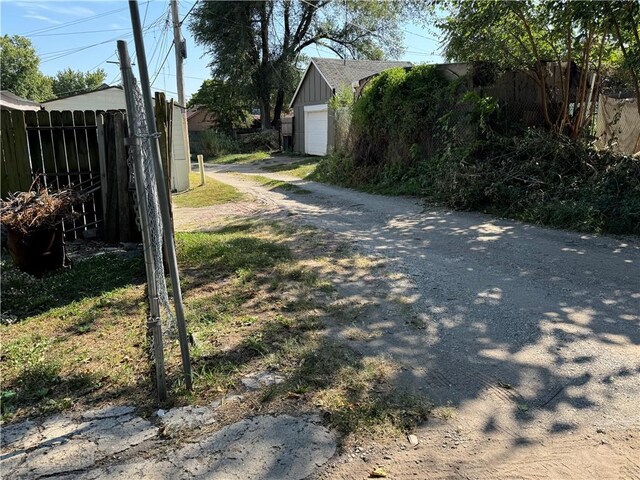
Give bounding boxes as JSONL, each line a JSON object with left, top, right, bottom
{"left": 117, "top": 40, "right": 167, "bottom": 402}
{"left": 128, "top": 0, "right": 192, "bottom": 390}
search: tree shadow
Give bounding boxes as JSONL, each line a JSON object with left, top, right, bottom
{"left": 1, "top": 251, "right": 145, "bottom": 320}
{"left": 208, "top": 173, "right": 640, "bottom": 443}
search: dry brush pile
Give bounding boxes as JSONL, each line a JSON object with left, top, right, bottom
{"left": 1, "top": 188, "right": 86, "bottom": 235}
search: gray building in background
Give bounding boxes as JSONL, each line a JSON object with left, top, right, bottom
{"left": 289, "top": 58, "right": 412, "bottom": 156}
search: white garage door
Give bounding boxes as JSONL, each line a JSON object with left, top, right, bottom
{"left": 304, "top": 106, "right": 328, "bottom": 156}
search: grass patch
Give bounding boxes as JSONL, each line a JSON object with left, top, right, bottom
{"left": 1, "top": 253, "right": 144, "bottom": 320}
{"left": 1, "top": 253, "right": 148, "bottom": 420}
{"left": 172, "top": 172, "right": 244, "bottom": 208}
{"left": 241, "top": 174, "right": 311, "bottom": 194}
{"left": 206, "top": 151, "right": 270, "bottom": 165}
{"left": 2, "top": 219, "right": 430, "bottom": 444}
{"left": 176, "top": 227, "right": 290, "bottom": 274}
{"left": 262, "top": 157, "right": 319, "bottom": 179}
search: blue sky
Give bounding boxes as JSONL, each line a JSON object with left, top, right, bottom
{"left": 1, "top": 1, "right": 445, "bottom": 102}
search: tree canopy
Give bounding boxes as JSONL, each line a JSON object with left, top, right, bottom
{"left": 438, "top": 0, "right": 640, "bottom": 137}
{"left": 187, "top": 79, "right": 253, "bottom": 133}
{"left": 189, "top": 0, "right": 422, "bottom": 129}
{"left": 51, "top": 68, "right": 107, "bottom": 98}
{"left": 0, "top": 35, "right": 53, "bottom": 102}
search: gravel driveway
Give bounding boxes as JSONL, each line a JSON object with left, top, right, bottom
{"left": 196, "top": 157, "right": 640, "bottom": 479}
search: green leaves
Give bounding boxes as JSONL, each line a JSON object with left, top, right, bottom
{"left": 50, "top": 68, "right": 107, "bottom": 98}
{"left": 0, "top": 35, "right": 53, "bottom": 102}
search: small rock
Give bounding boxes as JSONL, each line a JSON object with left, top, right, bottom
{"left": 241, "top": 371, "right": 285, "bottom": 390}
{"left": 407, "top": 434, "right": 419, "bottom": 446}
{"left": 370, "top": 467, "right": 388, "bottom": 478}
{"left": 156, "top": 409, "right": 166, "bottom": 418}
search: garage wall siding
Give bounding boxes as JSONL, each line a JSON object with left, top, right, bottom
{"left": 291, "top": 64, "right": 335, "bottom": 154}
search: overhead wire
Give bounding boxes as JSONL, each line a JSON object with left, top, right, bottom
{"left": 179, "top": 1, "right": 199, "bottom": 26}
{"left": 39, "top": 13, "right": 166, "bottom": 64}
{"left": 21, "top": 6, "right": 129, "bottom": 36}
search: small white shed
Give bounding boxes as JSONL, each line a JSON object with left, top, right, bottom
{"left": 42, "top": 85, "right": 190, "bottom": 192}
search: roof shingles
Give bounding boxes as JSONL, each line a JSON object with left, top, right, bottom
{"left": 311, "top": 57, "right": 412, "bottom": 90}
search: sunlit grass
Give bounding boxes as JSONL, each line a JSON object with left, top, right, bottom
{"left": 206, "top": 151, "right": 270, "bottom": 165}
{"left": 241, "top": 174, "right": 311, "bottom": 194}
{"left": 172, "top": 172, "right": 244, "bottom": 208}
{"left": 262, "top": 157, "right": 319, "bottom": 179}
{"left": 2, "top": 220, "right": 431, "bottom": 443}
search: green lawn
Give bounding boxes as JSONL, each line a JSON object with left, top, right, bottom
{"left": 206, "top": 152, "right": 270, "bottom": 165}
{"left": 172, "top": 172, "right": 244, "bottom": 208}
{"left": 1, "top": 221, "right": 429, "bottom": 443}
{"left": 262, "top": 157, "right": 319, "bottom": 179}
{"left": 241, "top": 174, "right": 311, "bottom": 194}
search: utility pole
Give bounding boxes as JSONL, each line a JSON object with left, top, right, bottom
{"left": 170, "top": 0, "right": 192, "bottom": 171}
{"left": 170, "top": 0, "right": 185, "bottom": 106}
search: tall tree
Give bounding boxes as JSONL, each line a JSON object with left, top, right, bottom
{"left": 188, "top": 79, "right": 252, "bottom": 133}
{"left": 439, "top": 0, "right": 639, "bottom": 138}
{"left": 0, "top": 35, "right": 53, "bottom": 102}
{"left": 189, "top": 0, "right": 416, "bottom": 129}
{"left": 50, "top": 68, "right": 107, "bottom": 97}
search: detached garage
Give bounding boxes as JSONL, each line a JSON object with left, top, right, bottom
{"left": 290, "top": 58, "right": 412, "bottom": 156}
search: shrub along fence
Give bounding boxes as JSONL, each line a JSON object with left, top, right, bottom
{"left": 1, "top": 109, "right": 142, "bottom": 242}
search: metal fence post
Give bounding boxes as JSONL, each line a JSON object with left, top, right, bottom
{"left": 118, "top": 40, "right": 167, "bottom": 403}
{"left": 128, "top": 0, "right": 192, "bottom": 390}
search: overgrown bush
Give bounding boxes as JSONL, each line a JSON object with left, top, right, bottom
{"left": 194, "top": 130, "right": 240, "bottom": 158}
{"left": 316, "top": 65, "right": 640, "bottom": 234}
{"left": 350, "top": 65, "right": 460, "bottom": 167}
{"left": 237, "top": 130, "right": 279, "bottom": 152}
{"left": 317, "top": 131, "right": 640, "bottom": 234}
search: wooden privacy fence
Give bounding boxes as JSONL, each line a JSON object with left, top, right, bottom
{"left": 1, "top": 109, "right": 139, "bottom": 243}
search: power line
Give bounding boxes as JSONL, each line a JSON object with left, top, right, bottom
{"left": 150, "top": 40, "right": 175, "bottom": 86}
{"left": 39, "top": 22, "right": 163, "bottom": 64}
{"left": 21, "top": 6, "right": 130, "bottom": 36}
{"left": 30, "top": 28, "right": 131, "bottom": 37}
{"left": 179, "top": 0, "right": 199, "bottom": 26}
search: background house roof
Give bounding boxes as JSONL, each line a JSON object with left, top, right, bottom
{"left": 311, "top": 57, "right": 412, "bottom": 90}
{"left": 0, "top": 90, "right": 42, "bottom": 111}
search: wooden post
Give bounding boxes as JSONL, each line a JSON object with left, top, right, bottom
{"left": 197, "top": 154, "right": 205, "bottom": 186}
{"left": 154, "top": 91, "right": 172, "bottom": 201}
{"left": 96, "top": 115, "right": 109, "bottom": 233}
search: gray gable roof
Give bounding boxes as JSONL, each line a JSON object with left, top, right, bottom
{"left": 290, "top": 57, "right": 412, "bottom": 107}
{"left": 311, "top": 57, "right": 412, "bottom": 90}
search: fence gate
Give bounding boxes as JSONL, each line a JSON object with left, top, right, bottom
{"left": 0, "top": 109, "right": 140, "bottom": 243}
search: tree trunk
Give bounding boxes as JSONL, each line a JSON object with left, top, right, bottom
{"left": 261, "top": 99, "right": 272, "bottom": 129}
{"left": 272, "top": 88, "right": 285, "bottom": 126}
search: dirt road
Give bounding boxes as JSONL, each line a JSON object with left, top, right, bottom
{"left": 191, "top": 157, "right": 640, "bottom": 479}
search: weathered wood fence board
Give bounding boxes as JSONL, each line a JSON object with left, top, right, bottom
{"left": 101, "top": 112, "right": 139, "bottom": 243}
{"left": 1, "top": 110, "right": 32, "bottom": 195}
{"left": 1, "top": 110, "right": 141, "bottom": 243}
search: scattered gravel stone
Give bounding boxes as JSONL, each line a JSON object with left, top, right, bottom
{"left": 241, "top": 370, "right": 285, "bottom": 390}
{"left": 159, "top": 405, "right": 217, "bottom": 437}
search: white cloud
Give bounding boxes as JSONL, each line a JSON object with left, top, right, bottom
{"left": 16, "top": 2, "right": 95, "bottom": 18}
{"left": 23, "top": 13, "right": 62, "bottom": 25}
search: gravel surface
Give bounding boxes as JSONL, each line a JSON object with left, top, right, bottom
{"left": 199, "top": 157, "right": 640, "bottom": 478}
